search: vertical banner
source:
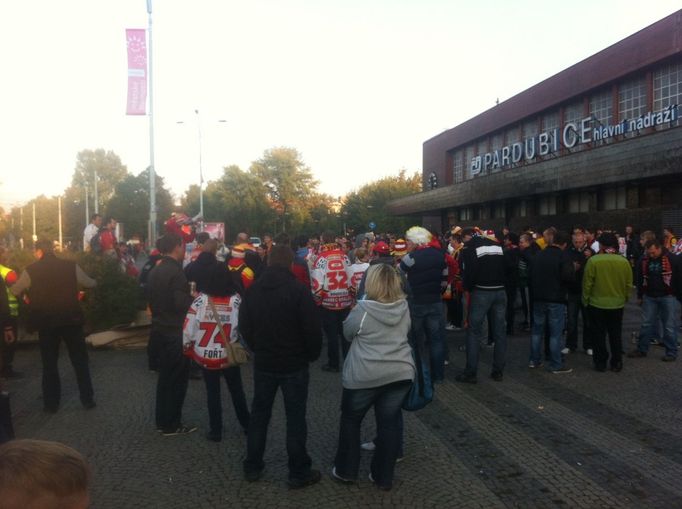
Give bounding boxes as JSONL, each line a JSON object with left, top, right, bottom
{"left": 126, "top": 29, "right": 147, "bottom": 115}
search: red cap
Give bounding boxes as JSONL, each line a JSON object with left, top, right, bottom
{"left": 373, "top": 241, "right": 390, "bottom": 255}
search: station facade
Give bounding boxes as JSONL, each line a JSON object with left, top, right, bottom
{"left": 389, "top": 11, "right": 682, "bottom": 235}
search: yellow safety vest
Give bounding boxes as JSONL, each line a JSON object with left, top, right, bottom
{"left": 0, "top": 264, "right": 19, "bottom": 317}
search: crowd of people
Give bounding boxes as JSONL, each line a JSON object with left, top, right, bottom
{"left": 1, "top": 218, "right": 681, "bottom": 496}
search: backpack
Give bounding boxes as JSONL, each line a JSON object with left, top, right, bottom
{"left": 89, "top": 229, "right": 103, "bottom": 254}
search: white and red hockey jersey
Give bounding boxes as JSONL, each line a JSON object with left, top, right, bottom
{"left": 183, "top": 293, "right": 241, "bottom": 369}
{"left": 311, "top": 245, "right": 355, "bottom": 310}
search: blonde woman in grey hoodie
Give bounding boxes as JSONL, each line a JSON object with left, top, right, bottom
{"left": 331, "top": 264, "right": 415, "bottom": 491}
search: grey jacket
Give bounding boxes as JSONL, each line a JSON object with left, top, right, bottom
{"left": 341, "top": 299, "right": 415, "bottom": 390}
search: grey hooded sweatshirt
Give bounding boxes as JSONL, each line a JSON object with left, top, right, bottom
{"left": 341, "top": 299, "right": 415, "bottom": 390}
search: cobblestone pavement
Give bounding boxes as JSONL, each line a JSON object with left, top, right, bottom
{"left": 5, "top": 298, "right": 682, "bottom": 508}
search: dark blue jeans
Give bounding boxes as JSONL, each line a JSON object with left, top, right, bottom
{"left": 465, "top": 289, "right": 507, "bottom": 376}
{"left": 531, "top": 302, "right": 566, "bottom": 371}
{"left": 244, "top": 368, "right": 313, "bottom": 481}
{"left": 411, "top": 302, "right": 445, "bottom": 381}
{"left": 334, "top": 380, "right": 411, "bottom": 489}
{"left": 155, "top": 334, "right": 189, "bottom": 431}
{"left": 566, "top": 293, "right": 591, "bottom": 351}
{"left": 638, "top": 295, "right": 679, "bottom": 358}
{"left": 202, "top": 367, "right": 250, "bottom": 434}
{"left": 321, "top": 307, "right": 351, "bottom": 369}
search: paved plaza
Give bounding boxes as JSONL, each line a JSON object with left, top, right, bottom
{"left": 5, "top": 299, "right": 682, "bottom": 508}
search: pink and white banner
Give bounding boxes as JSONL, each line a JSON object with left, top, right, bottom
{"left": 126, "top": 29, "right": 147, "bottom": 115}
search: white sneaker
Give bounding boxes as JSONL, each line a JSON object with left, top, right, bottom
{"left": 445, "top": 324, "right": 456, "bottom": 331}
{"left": 586, "top": 349, "right": 593, "bottom": 356}
{"left": 331, "top": 467, "right": 353, "bottom": 483}
{"left": 361, "top": 441, "right": 376, "bottom": 451}
{"left": 561, "top": 347, "right": 570, "bottom": 355}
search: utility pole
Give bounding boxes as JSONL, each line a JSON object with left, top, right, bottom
{"left": 93, "top": 168, "right": 99, "bottom": 214}
{"left": 147, "top": 0, "right": 157, "bottom": 246}
{"left": 85, "top": 186, "right": 89, "bottom": 228}
{"left": 58, "top": 196, "right": 63, "bottom": 249}
{"left": 32, "top": 202, "right": 36, "bottom": 244}
{"left": 19, "top": 207, "right": 24, "bottom": 249}
{"left": 196, "top": 109, "right": 204, "bottom": 219}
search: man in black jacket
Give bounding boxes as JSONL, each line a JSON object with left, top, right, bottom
{"left": 456, "top": 230, "right": 507, "bottom": 383}
{"left": 147, "top": 233, "right": 195, "bottom": 436}
{"left": 10, "top": 239, "right": 96, "bottom": 412}
{"left": 529, "top": 231, "right": 575, "bottom": 373}
{"left": 566, "top": 231, "right": 592, "bottom": 355}
{"left": 239, "top": 245, "right": 323, "bottom": 489}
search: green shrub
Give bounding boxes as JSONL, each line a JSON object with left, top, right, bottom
{"left": 75, "top": 253, "right": 143, "bottom": 332}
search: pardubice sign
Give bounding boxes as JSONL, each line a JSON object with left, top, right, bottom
{"left": 470, "top": 104, "right": 679, "bottom": 176}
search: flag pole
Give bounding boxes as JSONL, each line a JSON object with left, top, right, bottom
{"left": 147, "top": 0, "right": 157, "bottom": 246}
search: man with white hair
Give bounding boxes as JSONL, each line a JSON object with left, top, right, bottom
{"left": 399, "top": 226, "right": 447, "bottom": 382}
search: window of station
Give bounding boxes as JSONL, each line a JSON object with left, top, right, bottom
{"left": 464, "top": 145, "right": 475, "bottom": 180}
{"left": 522, "top": 119, "right": 537, "bottom": 163}
{"left": 513, "top": 200, "right": 528, "bottom": 218}
{"left": 653, "top": 61, "right": 682, "bottom": 130}
{"left": 542, "top": 111, "right": 559, "bottom": 132}
{"left": 568, "top": 191, "right": 590, "bottom": 213}
{"left": 619, "top": 76, "right": 647, "bottom": 124}
{"left": 506, "top": 125, "right": 521, "bottom": 164}
{"left": 478, "top": 205, "right": 489, "bottom": 220}
{"left": 458, "top": 207, "right": 473, "bottom": 221}
{"left": 600, "top": 187, "right": 627, "bottom": 210}
{"left": 490, "top": 132, "right": 504, "bottom": 172}
{"left": 477, "top": 139, "right": 489, "bottom": 176}
{"left": 453, "top": 150, "right": 464, "bottom": 184}
{"left": 563, "top": 101, "right": 585, "bottom": 151}
{"left": 538, "top": 196, "right": 557, "bottom": 216}
{"left": 589, "top": 89, "right": 613, "bottom": 144}
{"left": 493, "top": 202, "right": 506, "bottom": 219}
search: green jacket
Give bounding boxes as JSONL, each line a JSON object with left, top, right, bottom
{"left": 582, "top": 254, "right": 632, "bottom": 309}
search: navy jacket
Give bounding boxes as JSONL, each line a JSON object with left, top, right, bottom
{"left": 400, "top": 246, "right": 446, "bottom": 304}
{"left": 530, "top": 246, "right": 575, "bottom": 304}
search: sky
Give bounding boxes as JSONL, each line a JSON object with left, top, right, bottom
{"left": 0, "top": 0, "right": 680, "bottom": 211}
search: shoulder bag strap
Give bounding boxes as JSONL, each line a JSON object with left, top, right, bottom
{"left": 208, "top": 298, "right": 236, "bottom": 363}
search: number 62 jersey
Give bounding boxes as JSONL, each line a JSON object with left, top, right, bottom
{"left": 311, "top": 245, "right": 355, "bottom": 310}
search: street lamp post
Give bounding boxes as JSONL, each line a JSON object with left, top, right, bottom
{"left": 196, "top": 109, "right": 204, "bottom": 218}
{"left": 147, "top": 0, "right": 157, "bottom": 246}
{"left": 176, "top": 115, "right": 226, "bottom": 220}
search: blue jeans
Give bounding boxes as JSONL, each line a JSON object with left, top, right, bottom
{"left": 244, "top": 368, "right": 313, "bottom": 481}
{"left": 334, "top": 380, "right": 411, "bottom": 489}
{"left": 465, "top": 289, "right": 507, "bottom": 376}
{"left": 411, "top": 302, "right": 445, "bottom": 381}
{"left": 531, "top": 302, "right": 566, "bottom": 371}
{"left": 638, "top": 295, "right": 679, "bottom": 358}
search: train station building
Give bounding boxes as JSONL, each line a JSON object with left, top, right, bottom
{"left": 389, "top": 10, "right": 682, "bottom": 235}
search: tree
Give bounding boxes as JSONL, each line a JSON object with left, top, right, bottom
{"left": 250, "top": 147, "right": 318, "bottom": 233}
{"left": 341, "top": 170, "right": 422, "bottom": 236}
{"left": 105, "top": 169, "right": 174, "bottom": 240}
{"left": 71, "top": 149, "right": 128, "bottom": 214}
{"left": 199, "top": 165, "right": 276, "bottom": 240}
{"left": 10, "top": 195, "right": 60, "bottom": 245}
